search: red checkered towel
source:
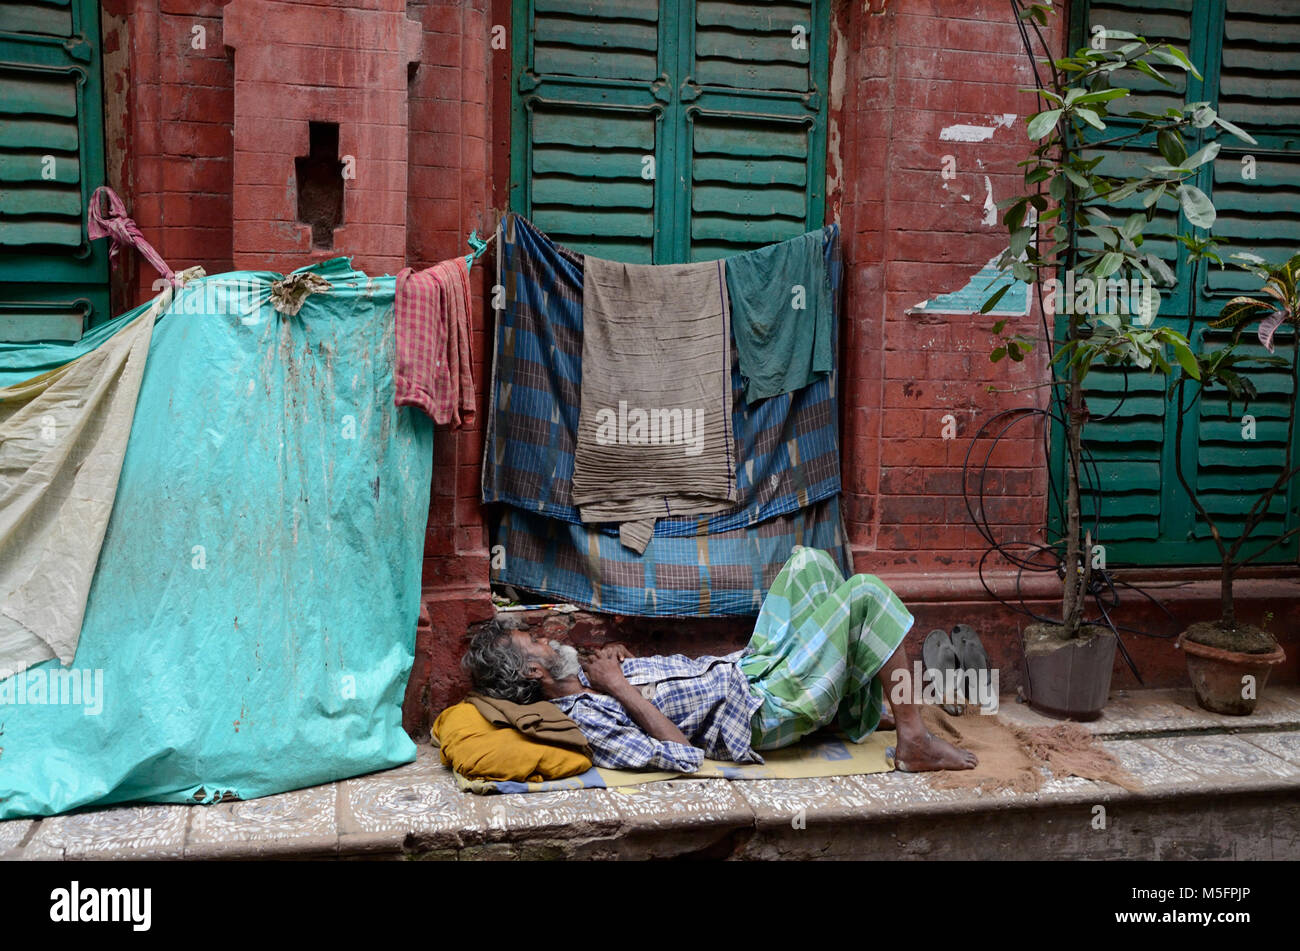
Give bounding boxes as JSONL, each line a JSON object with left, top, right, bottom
{"left": 394, "top": 256, "right": 475, "bottom": 427}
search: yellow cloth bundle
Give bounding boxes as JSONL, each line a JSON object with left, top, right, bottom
{"left": 432, "top": 702, "right": 592, "bottom": 783}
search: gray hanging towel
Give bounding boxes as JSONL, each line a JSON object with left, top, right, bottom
{"left": 573, "top": 255, "right": 738, "bottom": 552}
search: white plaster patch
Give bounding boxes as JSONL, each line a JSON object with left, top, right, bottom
{"left": 981, "top": 176, "right": 997, "bottom": 226}
{"left": 940, "top": 114, "right": 1017, "bottom": 143}
{"left": 940, "top": 124, "right": 996, "bottom": 143}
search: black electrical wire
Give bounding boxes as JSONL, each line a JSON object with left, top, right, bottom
{"left": 954, "top": 2, "right": 1184, "bottom": 690}
{"left": 960, "top": 401, "right": 1180, "bottom": 686}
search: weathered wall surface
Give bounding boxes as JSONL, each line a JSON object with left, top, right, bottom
{"left": 223, "top": 0, "right": 422, "bottom": 275}
{"left": 833, "top": 0, "right": 1055, "bottom": 574}
{"left": 100, "top": 0, "right": 1296, "bottom": 727}
{"left": 101, "top": 0, "right": 235, "bottom": 309}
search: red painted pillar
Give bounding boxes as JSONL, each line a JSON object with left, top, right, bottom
{"left": 223, "top": 0, "right": 422, "bottom": 275}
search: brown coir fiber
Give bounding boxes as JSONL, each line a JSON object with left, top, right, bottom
{"left": 919, "top": 705, "right": 1142, "bottom": 794}
{"left": 921, "top": 704, "right": 1043, "bottom": 794}
{"left": 1012, "top": 721, "right": 1143, "bottom": 792}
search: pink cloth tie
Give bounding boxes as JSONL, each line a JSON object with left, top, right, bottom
{"left": 87, "top": 185, "right": 176, "bottom": 283}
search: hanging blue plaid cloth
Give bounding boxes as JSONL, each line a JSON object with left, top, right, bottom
{"left": 482, "top": 215, "right": 849, "bottom": 616}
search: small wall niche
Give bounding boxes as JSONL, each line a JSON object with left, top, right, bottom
{"left": 295, "top": 122, "right": 345, "bottom": 250}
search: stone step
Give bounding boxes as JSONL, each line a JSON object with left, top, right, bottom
{"left": 997, "top": 686, "right": 1300, "bottom": 738}
{"left": 5, "top": 687, "right": 1299, "bottom": 860}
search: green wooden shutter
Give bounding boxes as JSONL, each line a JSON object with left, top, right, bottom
{"left": 1057, "top": 0, "right": 1300, "bottom": 565}
{"left": 1076, "top": 364, "right": 1168, "bottom": 545}
{"left": 1201, "top": 1, "right": 1300, "bottom": 306}
{"left": 1084, "top": 0, "right": 1199, "bottom": 116}
{"left": 1190, "top": 329, "right": 1297, "bottom": 550}
{"left": 682, "top": 0, "right": 826, "bottom": 261}
{"left": 0, "top": 0, "right": 108, "bottom": 342}
{"left": 510, "top": 0, "right": 828, "bottom": 264}
{"left": 513, "top": 0, "right": 663, "bottom": 262}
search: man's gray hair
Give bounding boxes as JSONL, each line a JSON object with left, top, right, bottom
{"left": 461, "top": 621, "right": 541, "bottom": 705}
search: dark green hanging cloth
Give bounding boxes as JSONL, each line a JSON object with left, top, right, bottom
{"left": 725, "top": 227, "right": 834, "bottom": 403}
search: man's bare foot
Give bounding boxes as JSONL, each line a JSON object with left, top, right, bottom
{"left": 893, "top": 729, "right": 978, "bottom": 771}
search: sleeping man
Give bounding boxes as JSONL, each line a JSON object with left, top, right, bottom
{"left": 462, "top": 546, "right": 977, "bottom": 774}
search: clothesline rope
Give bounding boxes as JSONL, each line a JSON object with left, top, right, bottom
{"left": 465, "top": 228, "right": 498, "bottom": 270}
{"left": 87, "top": 186, "right": 177, "bottom": 285}
{"left": 87, "top": 187, "right": 504, "bottom": 286}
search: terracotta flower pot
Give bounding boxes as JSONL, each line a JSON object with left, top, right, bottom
{"left": 1178, "top": 631, "right": 1286, "bottom": 716}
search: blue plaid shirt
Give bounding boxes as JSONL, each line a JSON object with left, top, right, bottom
{"left": 550, "top": 650, "right": 764, "bottom": 773}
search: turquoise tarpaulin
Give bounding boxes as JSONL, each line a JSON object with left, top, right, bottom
{"left": 0, "top": 259, "right": 433, "bottom": 819}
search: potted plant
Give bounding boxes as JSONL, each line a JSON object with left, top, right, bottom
{"left": 978, "top": 2, "right": 1255, "bottom": 718}
{"left": 1167, "top": 251, "right": 1298, "bottom": 714}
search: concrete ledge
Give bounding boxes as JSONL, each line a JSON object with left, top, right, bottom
{"left": 737, "top": 790, "right": 1300, "bottom": 861}
{"left": 866, "top": 562, "right": 1300, "bottom": 604}
{"left": 5, "top": 688, "right": 1299, "bottom": 861}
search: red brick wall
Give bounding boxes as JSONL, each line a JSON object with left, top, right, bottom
{"left": 101, "top": 0, "right": 235, "bottom": 309}
{"left": 402, "top": 0, "right": 495, "bottom": 734}
{"left": 99, "top": 0, "right": 1295, "bottom": 708}
{"left": 834, "top": 0, "right": 1060, "bottom": 578}
{"left": 224, "top": 0, "right": 422, "bottom": 274}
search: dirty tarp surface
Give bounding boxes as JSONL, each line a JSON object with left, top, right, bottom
{"left": 482, "top": 216, "right": 848, "bottom": 615}
{"left": 0, "top": 259, "right": 433, "bottom": 820}
{"left": 0, "top": 295, "right": 159, "bottom": 679}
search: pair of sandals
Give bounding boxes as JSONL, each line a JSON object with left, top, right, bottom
{"left": 922, "top": 624, "right": 991, "bottom": 716}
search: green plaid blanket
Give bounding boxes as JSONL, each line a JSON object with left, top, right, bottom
{"left": 740, "top": 547, "right": 914, "bottom": 750}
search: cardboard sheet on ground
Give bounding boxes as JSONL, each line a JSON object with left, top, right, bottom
{"left": 454, "top": 730, "right": 897, "bottom": 794}
{"left": 0, "top": 259, "right": 433, "bottom": 820}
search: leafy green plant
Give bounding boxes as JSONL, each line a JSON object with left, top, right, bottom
{"left": 1212, "top": 253, "right": 1300, "bottom": 354}
{"left": 982, "top": 2, "right": 1256, "bottom": 638}
{"left": 1169, "top": 251, "right": 1300, "bottom": 631}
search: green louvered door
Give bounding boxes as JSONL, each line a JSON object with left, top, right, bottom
{"left": 1191, "top": 328, "right": 1297, "bottom": 552}
{"left": 1207, "top": 1, "right": 1300, "bottom": 302}
{"left": 684, "top": 3, "right": 827, "bottom": 260}
{"left": 511, "top": 0, "right": 828, "bottom": 264}
{"left": 1062, "top": 0, "right": 1300, "bottom": 565}
{"left": 0, "top": 0, "right": 108, "bottom": 343}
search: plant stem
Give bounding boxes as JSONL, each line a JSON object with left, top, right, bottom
{"left": 1175, "top": 253, "right": 1237, "bottom": 629}
{"left": 1237, "top": 520, "right": 1300, "bottom": 567}
{"left": 1063, "top": 321, "right": 1085, "bottom": 637}
{"left": 1221, "top": 561, "right": 1236, "bottom": 630}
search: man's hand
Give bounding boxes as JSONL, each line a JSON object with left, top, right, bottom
{"left": 581, "top": 652, "right": 693, "bottom": 748}
{"left": 580, "top": 653, "right": 628, "bottom": 694}
{"left": 597, "top": 643, "right": 634, "bottom": 663}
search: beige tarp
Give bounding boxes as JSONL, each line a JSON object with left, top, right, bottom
{"left": 0, "top": 278, "right": 193, "bottom": 677}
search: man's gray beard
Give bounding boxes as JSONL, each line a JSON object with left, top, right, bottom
{"left": 547, "top": 641, "right": 582, "bottom": 680}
